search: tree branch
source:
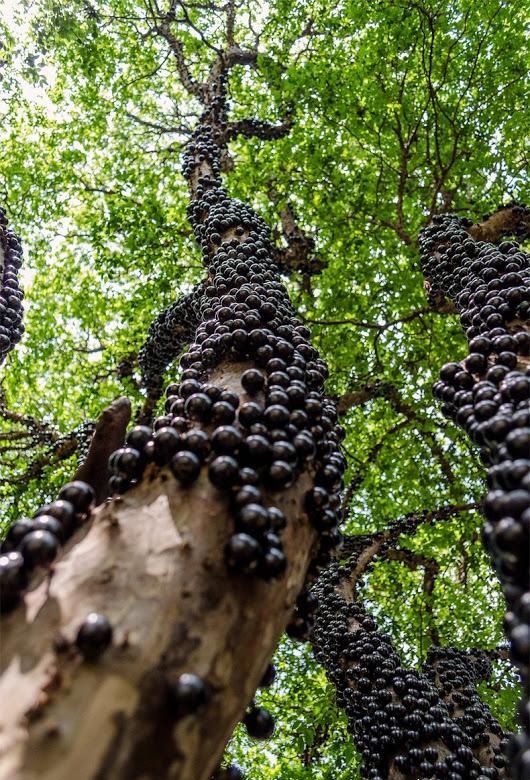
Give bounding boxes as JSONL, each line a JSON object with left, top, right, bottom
{"left": 225, "top": 116, "right": 293, "bottom": 142}
{"left": 305, "top": 303, "right": 454, "bottom": 331}
{"left": 154, "top": 21, "right": 208, "bottom": 102}
{"left": 73, "top": 397, "right": 132, "bottom": 505}
{"left": 468, "top": 202, "right": 530, "bottom": 244}
{"left": 312, "top": 536, "right": 508, "bottom": 778}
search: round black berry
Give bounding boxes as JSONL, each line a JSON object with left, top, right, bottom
{"left": 59, "top": 481, "right": 95, "bottom": 513}
{"left": 244, "top": 706, "right": 275, "bottom": 739}
{"left": 19, "top": 529, "right": 59, "bottom": 569}
{"left": 76, "top": 613, "right": 113, "bottom": 660}
{"left": 168, "top": 673, "right": 210, "bottom": 717}
{"left": 170, "top": 450, "right": 201, "bottom": 484}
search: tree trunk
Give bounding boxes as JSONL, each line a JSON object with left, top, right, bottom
{"left": 420, "top": 204, "right": 530, "bottom": 779}
{"left": 312, "top": 532, "right": 508, "bottom": 779}
{"left": 0, "top": 366, "right": 317, "bottom": 780}
{"left": 0, "top": 30, "right": 343, "bottom": 780}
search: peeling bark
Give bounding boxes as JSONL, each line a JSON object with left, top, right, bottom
{"left": 0, "top": 366, "right": 317, "bottom": 780}
{"left": 73, "top": 397, "right": 132, "bottom": 505}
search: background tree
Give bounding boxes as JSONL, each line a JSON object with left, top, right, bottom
{"left": 0, "top": 0, "right": 529, "bottom": 778}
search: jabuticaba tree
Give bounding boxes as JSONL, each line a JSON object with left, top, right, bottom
{"left": 0, "top": 209, "right": 24, "bottom": 364}
{"left": 311, "top": 513, "right": 509, "bottom": 780}
{"left": 136, "top": 183, "right": 318, "bottom": 421}
{"left": 137, "top": 285, "right": 204, "bottom": 420}
{"left": 0, "top": 23, "right": 346, "bottom": 780}
{"left": 419, "top": 204, "right": 530, "bottom": 779}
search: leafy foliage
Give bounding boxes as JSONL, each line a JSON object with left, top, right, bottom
{"left": 1, "top": 0, "right": 528, "bottom": 775}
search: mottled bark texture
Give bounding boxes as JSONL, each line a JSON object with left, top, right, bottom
{"left": 0, "top": 367, "right": 316, "bottom": 780}
{"left": 0, "top": 18, "right": 341, "bottom": 780}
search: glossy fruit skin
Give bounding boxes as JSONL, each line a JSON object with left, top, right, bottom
{"left": 58, "top": 481, "right": 95, "bottom": 513}
{"left": 241, "top": 368, "right": 265, "bottom": 394}
{"left": 225, "top": 533, "right": 262, "bottom": 572}
{"left": 211, "top": 425, "right": 242, "bottom": 454}
{"left": 112, "top": 447, "right": 142, "bottom": 478}
{"left": 168, "top": 673, "right": 210, "bottom": 718}
{"left": 170, "top": 450, "right": 201, "bottom": 484}
{"left": 183, "top": 429, "right": 211, "bottom": 459}
{"left": 153, "top": 426, "right": 180, "bottom": 465}
{"left": 36, "top": 500, "right": 75, "bottom": 535}
{"left": 32, "top": 514, "right": 64, "bottom": 541}
{"left": 208, "top": 456, "right": 239, "bottom": 487}
{"left": 19, "top": 529, "right": 59, "bottom": 569}
{"left": 0, "top": 552, "right": 27, "bottom": 611}
{"left": 243, "top": 706, "right": 275, "bottom": 739}
{"left": 1, "top": 517, "right": 34, "bottom": 553}
{"left": 237, "top": 503, "right": 269, "bottom": 534}
{"left": 259, "top": 548, "right": 287, "bottom": 580}
{"left": 75, "top": 613, "right": 113, "bottom": 661}
{"left": 125, "top": 425, "right": 152, "bottom": 450}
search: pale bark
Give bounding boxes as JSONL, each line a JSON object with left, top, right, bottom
{"left": 0, "top": 16, "right": 323, "bottom": 779}
{"left": 0, "top": 364, "right": 317, "bottom": 780}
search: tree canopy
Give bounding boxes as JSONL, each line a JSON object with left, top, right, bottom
{"left": 1, "top": 0, "right": 529, "bottom": 777}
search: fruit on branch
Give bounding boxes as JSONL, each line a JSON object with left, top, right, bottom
{"left": 0, "top": 480, "right": 95, "bottom": 612}
{"left": 107, "top": 83, "right": 346, "bottom": 597}
{"left": 139, "top": 283, "right": 205, "bottom": 397}
{"left": 168, "top": 672, "right": 211, "bottom": 718}
{"left": 0, "top": 36, "right": 344, "bottom": 780}
{"left": 75, "top": 613, "right": 113, "bottom": 661}
{"left": 243, "top": 705, "right": 275, "bottom": 739}
{"left": 312, "top": 540, "right": 509, "bottom": 780}
{"left": 0, "top": 208, "right": 24, "bottom": 364}
{"left": 0, "top": 552, "right": 27, "bottom": 612}
{"left": 423, "top": 647, "right": 508, "bottom": 770}
{"left": 419, "top": 203, "right": 530, "bottom": 779}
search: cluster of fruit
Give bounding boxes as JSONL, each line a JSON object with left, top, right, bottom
{"left": 420, "top": 208, "right": 530, "bottom": 779}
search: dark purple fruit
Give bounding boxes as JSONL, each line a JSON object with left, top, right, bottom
{"left": 241, "top": 368, "right": 265, "bottom": 394}
{"left": 58, "top": 481, "right": 95, "bottom": 513}
{"left": 224, "top": 533, "right": 262, "bottom": 572}
{"left": 208, "top": 456, "right": 239, "bottom": 487}
{"left": 36, "top": 500, "right": 75, "bottom": 535}
{"left": 0, "top": 551, "right": 27, "bottom": 611}
{"left": 168, "top": 673, "right": 210, "bottom": 717}
{"left": 244, "top": 706, "right": 275, "bottom": 739}
{"left": 153, "top": 427, "right": 180, "bottom": 465}
{"left": 19, "top": 530, "right": 59, "bottom": 569}
{"left": 2, "top": 517, "right": 34, "bottom": 552}
{"left": 125, "top": 425, "right": 152, "bottom": 450}
{"left": 76, "top": 613, "right": 113, "bottom": 660}
{"left": 32, "top": 514, "right": 65, "bottom": 541}
{"left": 170, "top": 450, "right": 201, "bottom": 484}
